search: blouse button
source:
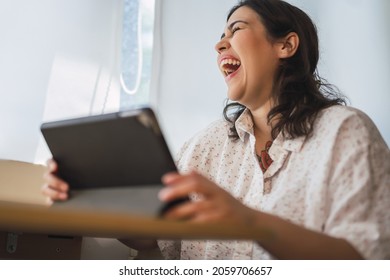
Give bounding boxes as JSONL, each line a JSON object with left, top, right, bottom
{"left": 264, "top": 179, "right": 272, "bottom": 194}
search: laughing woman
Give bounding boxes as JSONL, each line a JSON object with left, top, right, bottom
{"left": 42, "top": 0, "right": 390, "bottom": 259}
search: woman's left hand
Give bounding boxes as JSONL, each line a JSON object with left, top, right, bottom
{"left": 159, "top": 171, "right": 258, "bottom": 225}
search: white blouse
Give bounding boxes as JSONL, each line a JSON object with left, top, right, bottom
{"left": 158, "top": 105, "right": 390, "bottom": 259}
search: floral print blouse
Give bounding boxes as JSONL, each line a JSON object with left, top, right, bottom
{"left": 158, "top": 106, "right": 390, "bottom": 259}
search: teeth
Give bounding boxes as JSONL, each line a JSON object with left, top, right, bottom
{"left": 220, "top": 58, "right": 241, "bottom": 68}
{"left": 220, "top": 58, "right": 241, "bottom": 76}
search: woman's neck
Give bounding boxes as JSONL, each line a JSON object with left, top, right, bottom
{"left": 249, "top": 100, "right": 274, "bottom": 153}
{"left": 250, "top": 100, "right": 273, "bottom": 136}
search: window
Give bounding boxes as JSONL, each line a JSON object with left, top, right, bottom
{"left": 120, "top": 0, "right": 155, "bottom": 109}
{"left": 34, "top": 0, "right": 156, "bottom": 163}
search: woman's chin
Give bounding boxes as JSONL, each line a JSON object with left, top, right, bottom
{"left": 227, "top": 88, "right": 245, "bottom": 103}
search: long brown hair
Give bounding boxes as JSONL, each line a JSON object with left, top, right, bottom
{"left": 223, "top": 0, "right": 346, "bottom": 140}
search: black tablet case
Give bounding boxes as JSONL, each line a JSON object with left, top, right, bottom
{"left": 40, "top": 107, "right": 176, "bottom": 190}
{"left": 40, "top": 108, "right": 185, "bottom": 216}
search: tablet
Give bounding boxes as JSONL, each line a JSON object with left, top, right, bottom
{"left": 41, "top": 107, "right": 176, "bottom": 189}
{"left": 40, "top": 107, "right": 181, "bottom": 216}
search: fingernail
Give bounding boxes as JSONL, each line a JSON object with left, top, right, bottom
{"left": 62, "top": 184, "right": 69, "bottom": 192}
{"left": 158, "top": 188, "right": 170, "bottom": 201}
{"left": 49, "top": 161, "right": 55, "bottom": 170}
{"left": 161, "top": 174, "right": 172, "bottom": 183}
{"left": 162, "top": 172, "right": 178, "bottom": 183}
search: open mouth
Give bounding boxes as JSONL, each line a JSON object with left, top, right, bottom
{"left": 220, "top": 58, "right": 241, "bottom": 77}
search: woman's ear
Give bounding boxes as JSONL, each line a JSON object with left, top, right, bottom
{"left": 277, "top": 32, "right": 299, "bottom": 58}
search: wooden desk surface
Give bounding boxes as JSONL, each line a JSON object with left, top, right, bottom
{"left": 0, "top": 160, "right": 269, "bottom": 240}
{"left": 0, "top": 200, "right": 270, "bottom": 240}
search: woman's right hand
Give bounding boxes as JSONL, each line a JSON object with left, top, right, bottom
{"left": 41, "top": 159, "right": 69, "bottom": 203}
{"left": 41, "top": 159, "right": 159, "bottom": 251}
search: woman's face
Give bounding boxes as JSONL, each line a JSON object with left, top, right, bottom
{"left": 216, "top": 6, "right": 281, "bottom": 110}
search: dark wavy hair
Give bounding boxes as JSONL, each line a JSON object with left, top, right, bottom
{"left": 223, "top": 0, "right": 346, "bottom": 140}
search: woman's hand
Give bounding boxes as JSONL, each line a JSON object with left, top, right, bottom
{"left": 40, "top": 159, "right": 159, "bottom": 252}
{"left": 159, "top": 171, "right": 364, "bottom": 259}
{"left": 159, "top": 171, "right": 258, "bottom": 225}
{"left": 41, "top": 159, "right": 69, "bottom": 203}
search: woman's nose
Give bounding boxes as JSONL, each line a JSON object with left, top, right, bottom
{"left": 215, "top": 38, "right": 230, "bottom": 54}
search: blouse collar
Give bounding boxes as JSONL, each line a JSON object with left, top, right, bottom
{"left": 235, "top": 108, "right": 306, "bottom": 152}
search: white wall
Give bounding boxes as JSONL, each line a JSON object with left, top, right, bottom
{"left": 154, "top": 0, "right": 236, "bottom": 154}
{"left": 292, "top": 0, "right": 390, "bottom": 145}
{"left": 0, "top": 0, "right": 121, "bottom": 163}
{"left": 156, "top": 0, "right": 390, "bottom": 154}
{"left": 0, "top": 1, "right": 53, "bottom": 161}
{"left": 0, "top": 0, "right": 126, "bottom": 260}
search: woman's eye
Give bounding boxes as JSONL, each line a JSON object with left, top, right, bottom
{"left": 232, "top": 27, "right": 241, "bottom": 34}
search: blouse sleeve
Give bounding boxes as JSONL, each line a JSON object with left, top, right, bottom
{"left": 324, "top": 112, "right": 390, "bottom": 259}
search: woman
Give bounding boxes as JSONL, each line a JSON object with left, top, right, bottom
{"left": 42, "top": 0, "right": 390, "bottom": 259}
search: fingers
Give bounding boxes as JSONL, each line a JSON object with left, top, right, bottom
{"left": 41, "top": 159, "right": 69, "bottom": 201}
{"left": 46, "top": 158, "right": 58, "bottom": 173}
{"left": 160, "top": 171, "right": 220, "bottom": 202}
{"left": 160, "top": 171, "right": 236, "bottom": 223}
{"left": 163, "top": 199, "right": 237, "bottom": 224}
{"left": 41, "top": 183, "right": 68, "bottom": 201}
{"left": 161, "top": 172, "right": 183, "bottom": 185}
{"left": 42, "top": 171, "right": 69, "bottom": 192}
{"left": 160, "top": 171, "right": 257, "bottom": 225}
{"left": 164, "top": 200, "right": 213, "bottom": 220}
